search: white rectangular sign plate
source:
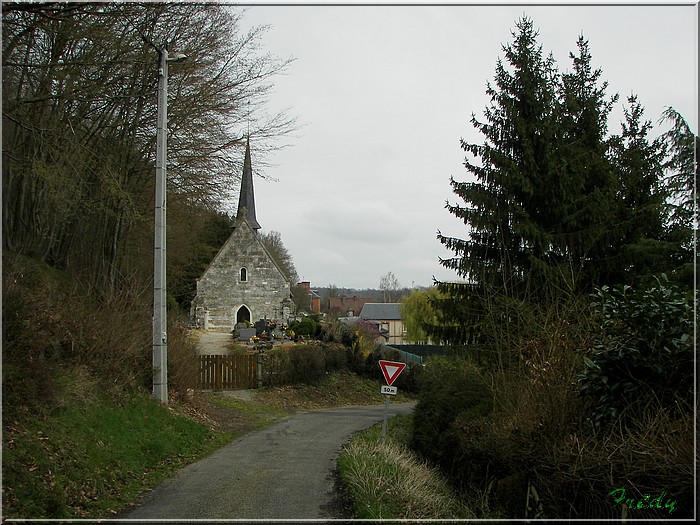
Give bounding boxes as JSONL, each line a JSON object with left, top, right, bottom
{"left": 381, "top": 385, "right": 397, "bottom": 395}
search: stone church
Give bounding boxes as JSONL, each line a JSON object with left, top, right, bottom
{"left": 190, "top": 139, "right": 292, "bottom": 332}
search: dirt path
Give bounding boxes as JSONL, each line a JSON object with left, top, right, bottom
{"left": 115, "top": 402, "right": 415, "bottom": 520}
{"left": 192, "top": 330, "right": 235, "bottom": 355}
{"left": 192, "top": 330, "right": 293, "bottom": 355}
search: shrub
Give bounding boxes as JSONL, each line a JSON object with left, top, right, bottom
{"left": 578, "top": 274, "right": 694, "bottom": 427}
{"left": 530, "top": 397, "right": 695, "bottom": 519}
{"left": 410, "top": 357, "right": 492, "bottom": 472}
{"left": 2, "top": 254, "right": 152, "bottom": 420}
{"left": 392, "top": 362, "right": 423, "bottom": 394}
{"left": 260, "top": 343, "right": 348, "bottom": 387}
{"left": 318, "top": 319, "right": 356, "bottom": 347}
{"left": 322, "top": 342, "right": 348, "bottom": 372}
{"left": 2, "top": 274, "right": 57, "bottom": 414}
{"left": 287, "top": 344, "right": 325, "bottom": 384}
{"left": 167, "top": 323, "right": 200, "bottom": 400}
{"left": 262, "top": 346, "right": 290, "bottom": 386}
{"left": 289, "top": 316, "right": 318, "bottom": 338}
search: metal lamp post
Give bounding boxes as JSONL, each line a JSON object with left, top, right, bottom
{"left": 153, "top": 48, "right": 186, "bottom": 404}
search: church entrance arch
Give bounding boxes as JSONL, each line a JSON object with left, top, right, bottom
{"left": 236, "top": 305, "right": 251, "bottom": 325}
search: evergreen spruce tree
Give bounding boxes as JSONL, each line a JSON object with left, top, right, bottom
{"left": 433, "top": 17, "right": 563, "bottom": 345}
{"left": 424, "top": 280, "right": 484, "bottom": 345}
{"left": 607, "top": 96, "right": 670, "bottom": 285}
{"left": 557, "top": 36, "right": 619, "bottom": 290}
{"left": 432, "top": 18, "right": 684, "bottom": 346}
{"left": 659, "top": 107, "right": 697, "bottom": 287}
{"left": 437, "top": 17, "right": 561, "bottom": 298}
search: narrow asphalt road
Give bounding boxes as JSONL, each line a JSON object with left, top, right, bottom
{"left": 117, "top": 402, "right": 415, "bottom": 520}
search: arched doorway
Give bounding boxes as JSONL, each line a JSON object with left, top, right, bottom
{"left": 236, "top": 305, "right": 251, "bottom": 325}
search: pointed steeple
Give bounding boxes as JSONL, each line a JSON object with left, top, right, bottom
{"left": 236, "top": 138, "right": 261, "bottom": 230}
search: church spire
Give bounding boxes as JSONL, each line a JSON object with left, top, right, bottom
{"left": 236, "top": 137, "right": 261, "bottom": 230}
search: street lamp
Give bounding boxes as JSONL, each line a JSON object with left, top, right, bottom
{"left": 153, "top": 47, "right": 187, "bottom": 404}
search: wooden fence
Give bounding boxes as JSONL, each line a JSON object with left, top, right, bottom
{"left": 198, "top": 354, "right": 258, "bottom": 390}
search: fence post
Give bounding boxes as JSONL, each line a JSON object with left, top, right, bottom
{"left": 215, "top": 355, "right": 222, "bottom": 390}
{"left": 257, "top": 353, "right": 263, "bottom": 388}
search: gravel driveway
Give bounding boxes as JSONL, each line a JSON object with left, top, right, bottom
{"left": 116, "top": 402, "right": 415, "bottom": 520}
{"left": 194, "top": 330, "right": 234, "bottom": 355}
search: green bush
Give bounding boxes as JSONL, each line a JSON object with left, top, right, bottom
{"left": 322, "top": 342, "right": 348, "bottom": 372}
{"left": 410, "top": 357, "right": 493, "bottom": 474}
{"left": 2, "top": 254, "right": 152, "bottom": 420}
{"left": 262, "top": 347, "right": 290, "bottom": 386}
{"left": 261, "top": 343, "right": 349, "bottom": 387}
{"left": 288, "top": 344, "right": 325, "bottom": 384}
{"left": 392, "top": 362, "right": 423, "bottom": 394}
{"left": 579, "top": 274, "right": 694, "bottom": 427}
{"left": 290, "top": 316, "right": 319, "bottom": 338}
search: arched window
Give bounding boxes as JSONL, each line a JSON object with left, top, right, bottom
{"left": 240, "top": 267, "right": 248, "bottom": 282}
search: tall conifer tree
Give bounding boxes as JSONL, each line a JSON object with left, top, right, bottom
{"left": 556, "top": 36, "right": 619, "bottom": 290}
{"left": 432, "top": 18, "right": 683, "bottom": 345}
{"left": 659, "top": 107, "right": 697, "bottom": 287}
{"left": 433, "top": 17, "right": 562, "bottom": 345}
{"left": 607, "top": 96, "right": 669, "bottom": 284}
{"left": 437, "top": 17, "right": 561, "bottom": 297}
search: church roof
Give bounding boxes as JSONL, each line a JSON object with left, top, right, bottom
{"left": 236, "top": 138, "right": 261, "bottom": 230}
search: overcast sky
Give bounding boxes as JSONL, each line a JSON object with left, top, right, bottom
{"left": 236, "top": 2, "right": 697, "bottom": 290}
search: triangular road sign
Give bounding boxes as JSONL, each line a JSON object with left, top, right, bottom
{"left": 378, "top": 360, "right": 406, "bottom": 386}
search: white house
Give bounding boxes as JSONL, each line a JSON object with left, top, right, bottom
{"left": 359, "top": 303, "right": 405, "bottom": 345}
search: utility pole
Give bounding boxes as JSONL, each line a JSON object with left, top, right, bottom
{"left": 153, "top": 48, "right": 169, "bottom": 404}
{"left": 153, "top": 48, "right": 186, "bottom": 404}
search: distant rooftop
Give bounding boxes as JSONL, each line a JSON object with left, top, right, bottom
{"left": 359, "top": 303, "right": 402, "bottom": 320}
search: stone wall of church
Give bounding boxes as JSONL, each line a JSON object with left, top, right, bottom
{"left": 193, "top": 220, "right": 291, "bottom": 332}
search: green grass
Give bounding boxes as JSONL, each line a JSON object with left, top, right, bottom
{"left": 338, "top": 414, "right": 474, "bottom": 520}
{"left": 2, "top": 391, "right": 234, "bottom": 519}
{"left": 202, "top": 393, "right": 290, "bottom": 428}
{"left": 255, "top": 369, "right": 415, "bottom": 409}
{"left": 2, "top": 368, "right": 406, "bottom": 519}
{"left": 2, "top": 253, "right": 423, "bottom": 519}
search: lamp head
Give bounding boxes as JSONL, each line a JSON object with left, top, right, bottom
{"left": 167, "top": 52, "right": 188, "bottom": 62}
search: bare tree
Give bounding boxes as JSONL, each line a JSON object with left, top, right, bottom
{"left": 259, "top": 230, "right": 299, "bottom": 284}
{"left": 379, "top": 271, "right": 401, "bottom": 302}
{"left": 2, "top": 3, "right": 295, "bottom": 287}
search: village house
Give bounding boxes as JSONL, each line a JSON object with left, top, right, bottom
{"left": 327, "top": 295, "right": 374, "bottom": 317}
{"left": 297, "top": 281, "right": 321, "bottom": 314}
{"left": 359, "top": 303, "right": 406, "bottom": 345}
{"left": 190, "top": 139, "right": 292, "bottom": 332}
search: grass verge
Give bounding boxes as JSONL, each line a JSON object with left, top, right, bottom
{"left": 2, "top": 369, "right": 413, "bottom": 519}
{"left": 338, "top": 413, "right": 474, "bottom": 519}
{"left": 199, "top": 392, "right": 291, "bottom": 429}
{"left": 255, "top": 369, "right": 415, "bottom": 410}
{"left": 2, "top": 390, "right": 234, "bottom": 518}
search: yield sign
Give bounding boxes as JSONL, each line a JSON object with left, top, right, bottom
{"left": 378, "top": 360, "right": 406, "bottom": 386}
